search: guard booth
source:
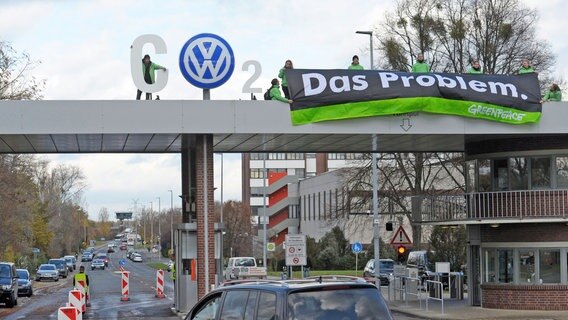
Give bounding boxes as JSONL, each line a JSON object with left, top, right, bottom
{"left": 175, "top": 223, "right": 198, "bottom": 313}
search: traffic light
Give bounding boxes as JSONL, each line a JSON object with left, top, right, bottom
{"left": 397, "top": 245, "right": 406, "bottom": 263}
{"left": 386, "top": 222, "right": 393, "bottom": 231}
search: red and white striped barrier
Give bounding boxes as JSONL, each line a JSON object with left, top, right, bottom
{"left": 156, "top": 269, "right": 165, "bottom": 298}
{"left": 57, "top": 306, "right": 82, "bottom": 320}
{"left": 68, "top": 289, "right": 84, "bottom": 314}
{"left": 121, "top": 271, "right": 130, "bottom": 301}
{"left": 74, "top": 281, "right": 88, "bottom": 311}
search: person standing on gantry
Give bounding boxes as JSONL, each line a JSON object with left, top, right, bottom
{"left": 136, "top": 54, "right": 166, "bottom": 100}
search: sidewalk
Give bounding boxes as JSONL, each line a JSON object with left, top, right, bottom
{"left": 384, "top": 288, "right": 568, "bottom": 319}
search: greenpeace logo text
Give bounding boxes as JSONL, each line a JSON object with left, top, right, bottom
{"left": 468, "top": 105, "right": 526, "bottom": 121}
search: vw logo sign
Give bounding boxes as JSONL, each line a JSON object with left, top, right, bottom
{"left": 179, "top": 33, "right": 235, "bottom": 89}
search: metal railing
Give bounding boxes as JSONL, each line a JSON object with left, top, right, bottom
{"left": 425, "top": 280, "right": 444, "bottom": 314}
{"left": 415, "top": 189, "right": 568, "bottom": 223}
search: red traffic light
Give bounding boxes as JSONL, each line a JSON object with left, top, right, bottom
{"left": 397, "top": 246, "right": 406, "bottom": 255}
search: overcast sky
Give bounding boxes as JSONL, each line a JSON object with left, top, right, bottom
{"left": 1, "top": 0, "right": 566, "bottom": 220}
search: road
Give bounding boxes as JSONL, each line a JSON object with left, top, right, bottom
{"left": 0, "top": 247, "right": 177, "bottom": 319}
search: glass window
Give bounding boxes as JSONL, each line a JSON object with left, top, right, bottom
{"left": 478, "top": 160, "right": 491, "bottom": 192}
{"left": 484, "top": 249, "right": 497, "bottom": 283}
{"left": 244, "top": 291, "right": 258, "bottom": 320}
{"left": 540, "top": 249, "right": 560, "bottom": 283}
{"left": 295, "top": 168, "right": 305, "bottom": 178}
{"left": 192, "top": 293, "right": 221, "bottom": 320}
{"left": 257, "top": 292, "right": 277, "bottom": 320}
{"left": 493, "top": 159, "right": 509, "bottom": 191}
{"left": 531, "top": 157, "right": 551, "bottom": 189}
{"left": 556, "top": 157, "right": 568, "bottom": 188}
{"left": 287, "top": 288, "right": 391, "bottom": 319}
{"left": 510, "top": 157, "right": 528, "bottom": 190}
{"left": 519, "top": 250, "right": 536, "bottom": 283}
{"left": 220, "top": 290, "right": 249, "bottom": 319}
{"left": 498, "top": 249, "right": 514, "bottom": 283}
{"left": 466, "top": 160, "right": 476, "bottom": 193}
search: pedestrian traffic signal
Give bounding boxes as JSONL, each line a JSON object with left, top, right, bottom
{"left": 397, "top": 246, "right": 406, "bottom": 263}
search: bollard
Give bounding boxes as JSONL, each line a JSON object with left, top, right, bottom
{"left": 121, "top": 271, "right": 130, "bottom": 301}
{"left": 74, "top": 282, "right": 87, "bottom": 312}
{"left": 57, "top": 306, "right": 82, "bottom": 320}
{"left": 68, "top": 289, "right": 84, "bottom": 314}
{"left": 156, "top": 269, "right": 165, "bottom": 299}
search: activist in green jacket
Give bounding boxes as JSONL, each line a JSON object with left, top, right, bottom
{"left": 269, "top": 79, "right": 293, "bottom": 103}
{"left": 518, "top": 59, "right": 535, "bottom": 74}
{"left": 467, "top": 60, "right": 483, "bottom": 74}
{"left": 136, "top": 54, "right": 166, "bottom": 100}
{"left": 278, "top": 60, "right": 293, "bottom": 99}
{"left": 348, "top": 55, "right": 364, "bottom": 70}
{"left": 411, "top": 53, "right": 429, "bottom": 73}
{"left": 542, "top": 84, "right": 562, "bottom": 102}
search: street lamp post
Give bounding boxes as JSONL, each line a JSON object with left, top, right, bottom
{"left": 357, "top": 30, "right": 379, "bottom": 287}
{"left": 355, "top": 30, "right": 374, "bottom": 70}
{"left": 150, "top": 201, "right": 154, "bottom": 245}
{"left": 168, "top": 190, "right": 174, "bottom": 251}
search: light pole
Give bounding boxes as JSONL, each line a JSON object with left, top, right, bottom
{"left": 150, "top": 201, "right": 154, "bottom": 245}
{"left": 168, "top": 190, "right": 174, "bottom": 251}
{"left": 355, "top": 30, "right": 374, "bottom": 70}
{"left": 357, "top": 30, "right": 379, "bottom": 287}
{"left": 156, "top": 197, "right": 161, "bottom": 239}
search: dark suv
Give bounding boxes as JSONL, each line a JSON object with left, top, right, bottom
{"left": 0, "top": 262, "right": 18, "bottom": 308}
{"left": 185, "top": 276, "right": 393, "bottom": 320}
{"left": 406, "top": 250, "right": 448, "bottom": 288}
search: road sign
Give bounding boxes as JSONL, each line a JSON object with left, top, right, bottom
{"left": 179, "top": 33, "right": 235, "bottom": 89}
{"left": 351, "top": 242, "right": 362, "bottom": 254}
{"left": 32, "top": 248, "right": 40, "bottom": 253}
{"left": 285, "top": 234, "right": 306, "bottom": 266}
{"left": 267, "top": 242, "right": 276, "bottom": 252}
{"left": 119, "top": 259, "right": 126, "bottom": 267}
{"left": 393, "top": 265, "right": 408, "bottom": 277}
{"left": 390, "top": 226, "right": 412, "bottom": 245}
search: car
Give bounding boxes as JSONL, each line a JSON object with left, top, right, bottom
{"left": 35, "top": 264, "right": 59, "bottom": 282}
{"left": 107, "top": 247, "right": 115, "bottom": 253}
{"left": 48, "top": 258, "right": 69, "bottom": 278}
{"left": 81, "top": 252, "right": 93, "bottom": 262}
{"left": 131, "top": 253, "right": 143, "bottom": 262}
{"left": 167, "top": 260, "right": 174, "bottom": 272}
{"left": 91, "top": 259, "right": 105, "bottom": 270}
{"left": 0, "top": 262, "right": 18, "bottom": 308}
{"left": 184, "top": 276, "right": 393, "bottom": 320}
{"left": 406, "top": 250, "right": 449, "bottom": 288}
{"left": 119, "top": 244, "right": 127, "bottom": 251}
{"left": 64, "top": 255, "right": 77, "bottom": 270}
{"left": 63, "top": 256, "right": 75, "bottom": 272}
{"left": 363, "top": 258, "right": 395, "bottom": 286}
{"left": 16, "top": 269, "right": 33, "bottom": 297}
{"left": 96, "top": 253, "right": 110, "bottom": 267}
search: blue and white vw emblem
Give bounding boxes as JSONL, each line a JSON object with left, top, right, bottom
{"left": 179, "top": 33, "right": 235, "bottom": 89}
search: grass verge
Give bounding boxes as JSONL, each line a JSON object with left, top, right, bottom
{"left": 147, "top": 262, "right": 168, "bottom": 270}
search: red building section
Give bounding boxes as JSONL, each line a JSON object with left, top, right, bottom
{"left": 268, "top": 172, "right": 289, "bottom": 245}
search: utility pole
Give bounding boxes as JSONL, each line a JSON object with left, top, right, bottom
{"left": 150, "top": 201, "right": 154, "bottom": 244}
{"left": 168, "top": 190, "right": 174, "bottom": 251}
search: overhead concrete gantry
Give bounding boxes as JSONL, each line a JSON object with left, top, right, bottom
{"left": 1, "top": 100, "right": 567, "bottom": 310}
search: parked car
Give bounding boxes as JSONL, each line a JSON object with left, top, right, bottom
{"left": 96, "top": 253, "right": 110, "bottom": 267}
{"left": 35, "top": 264, "right": 59, "bottom": 282}
{"left": 91, "top": 259, "right": 105, "bottom": 271}
{"left": 0, "top": 262, "right": 18, "bottom": 308}
{"left": 16, "top": 269, "right": 33, "bottom": 297}
{"left": 185, "top": 276, "right": 393, "bottom": 320}
{"left": 363, "top": 258, "right": 395, "bottom": 286}
{"left": 64, "top": 255, "right": 77, "bottom": 270}
{"left": 48, "top": 258, "right": 69, "bottom": 278}
{"left": 131, "top": 253, "right": 143, "bottom": 262}
{"left": 63, "top": 256, "right": 75, "bottom": 272}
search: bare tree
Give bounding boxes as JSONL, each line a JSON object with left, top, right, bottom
{"left": 0, "top": 41, "right": 44, "bottom": 100}
{"left": 375, "top": 0, "right": 556, "bottom": 78}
